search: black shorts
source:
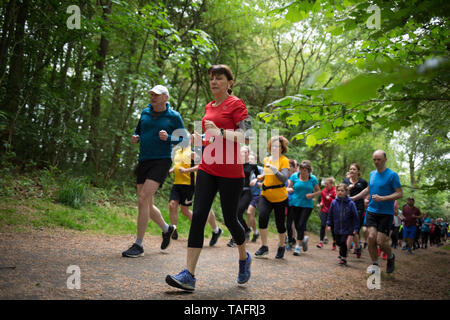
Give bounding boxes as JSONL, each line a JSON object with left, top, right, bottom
{"left": 135, "top": 158, "right": 172, "bottom": 185}
{"left": 365, "top": 211, "right": 393, "bottom": 236}
{"left": 170, "top": 184, "right": 195, "bottom": 206}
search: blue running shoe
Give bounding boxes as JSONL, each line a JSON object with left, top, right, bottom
{"left": 237, "top": 252, "right": 251, "bottom": 284}
{"left": 166, "top": 269, "right": 196, "bottom": 292}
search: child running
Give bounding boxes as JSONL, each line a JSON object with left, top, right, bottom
{"left": 317, "top": 177, "right": 336, "bottom": 249}
{"left": 326, "top": 183, "right": 360, "bottom": 266}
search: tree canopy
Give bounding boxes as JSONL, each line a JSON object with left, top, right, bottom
{"left": 0, "top": 0, "right": 448, "bottom": 214}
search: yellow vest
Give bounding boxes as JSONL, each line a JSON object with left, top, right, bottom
{"left": 173, "top": 147, "right": 196, "bottom": 185}
{"left": 261, "top": 155, "right": 289, "bottom": 203}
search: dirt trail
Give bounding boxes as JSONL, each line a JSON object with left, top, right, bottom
{"left": 0, "top": 229, "right": 448, "bottom": 300}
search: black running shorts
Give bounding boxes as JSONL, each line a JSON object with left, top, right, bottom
{"left": 135, "top": 158, "right": 172, "bottom": 185}
{"left": 170, "top": 184, "right": 195, "bottom": 206}
{"left": 365, "top": 211, "right": 393, "bottom": 236}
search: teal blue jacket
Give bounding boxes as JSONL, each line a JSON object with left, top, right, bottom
{"left": 134, "top": 103, "right": 187, "bottom": 162}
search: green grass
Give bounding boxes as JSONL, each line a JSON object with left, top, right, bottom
{"left": 0, "top": 195, "right": 230, "bottom": 238}
{"left": 0, "top": 169, "right": 320, "bottom": 238}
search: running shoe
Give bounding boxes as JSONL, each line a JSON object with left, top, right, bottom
{"left": 171, "top": 228, "right": 178, "bottom": 240}
{"left": 323, "top": 237, "right": 329, "bottom": 244}
{"left": 332, "top": 243, "right": 337, "bottom": 251}
{"left": 302, "top": 236, "right": 309, "bottom": 252}
{"left": 363, "top": 242, "right": 368, "bottom": 249}
{"left": 289, "top": 238, "right": 296, "bottom": 247}
{"left": 227, "top": 238, "right": 236, "bottom": 248}
{"left": 355, "top": 247, "right": 362, "bottom": 259}
{"left": 122, "top": 243, "right": 144, "bottom": 258}
{"left": 275, "top": 246, "right": 285, "bottom": 259}
{"left": 285, "top": 239, "right": 292, "bottom": 251}
{"left": 293, "top": 246, "right": 301, "bottom": 256}
{"left": 366, "top": 263, "right": 379, "bottom": 274}
{"left": 255, "top": 245, "right": 269, "bottom": 258}
{"left": 338, "top": 259, "right": 347, "bottom": 266}
{"left": 251, "top": 232, "right": 259, "bottom": 243}
{"left": 161, "top": 225, "right": 175, "bottom": 250}
{"left": 209, "top": 228, "right": 223, "bottom": 246}
{"left": 237, "top": 252, "right": 252, "bottom": 284}
{"left": 386, "top": 254, "right": 395, "bottom": 273}
{"left": 316, "top": 242, "right": 323, "bottom": 249}
{"left": 165, "top": 269, "right": 196, "bottom": 292}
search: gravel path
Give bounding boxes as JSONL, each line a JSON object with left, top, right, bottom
{"left": 0, "top": 229, "right": 449, "bottom": 300}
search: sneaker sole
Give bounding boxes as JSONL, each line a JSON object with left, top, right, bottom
{"left": 237, "top": 276, "right": 251, "bottom": 285}
{"left": 165, "top": 275, "right": 195, "bottom": 292}
{"left": 122, "top": 252, "right": 144, "bottom": 258}
{"left": 161, "top": 228, "right": 175, "bottom": 250}
{"left": 293, "top": 252, "right": 300, "bottom": 256}
{"left": 254, "top": 253, "right": 268, "bottom": 259}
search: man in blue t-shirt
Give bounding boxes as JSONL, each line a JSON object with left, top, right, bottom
{"left": 122, "top": 85, "right": 187, "bottom": 258}
{"left": 351, "top": 150, "right": 403, "bottom": 274}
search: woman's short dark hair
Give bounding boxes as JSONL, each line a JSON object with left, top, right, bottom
{"left": 208, "top": 64, "right": 234, "bottom": 94}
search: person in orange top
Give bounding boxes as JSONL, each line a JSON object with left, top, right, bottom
{"left": 254, "top": 136, "right": 290, "bottom": 259}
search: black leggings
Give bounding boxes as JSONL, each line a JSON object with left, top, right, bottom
{"left": 319, "top": 211, "right": 336, "bottom": 241}
{"left": 188, "top": 170, "right": 244, "bottom": 248}
{"left": 258, "top": 196, "right": 288, "bottom": 234}
{"left": 421, "top": 231, "right": 430, "bottom": 246}
{"left": 286, "top": 206, "right": 295, "bottom": 241}
{"left": 335, "top": 234, "right": 350, "bottom": 258}
{"left": 236, "top": 189, "right": 252, "bottom": 233}
{"left": 290, "top": 206, "right": 313, "bottom": 241}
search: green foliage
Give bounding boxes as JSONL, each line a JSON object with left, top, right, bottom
{"left": 55, "top": 178, "right": 88, "bottom": 209}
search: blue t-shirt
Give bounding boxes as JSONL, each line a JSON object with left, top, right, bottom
{"left": 421, "top": 217, "right": 431, "bottom": 232}
{"left": 134, "top": 103, "right": 186, "bottom": 162}
{"left": 289, "top": 173, "right": 318, "bottom": 208}
{"left": 367, "top": 168, "right": 401, "bottom": 215}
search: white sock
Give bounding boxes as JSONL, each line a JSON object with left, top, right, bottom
{"left": 213, "top": 227, "right": 219, "bottom": 233}
{"left": 135, "top": 237, "right": 143, "bottom": 247}
{"left": 162, "top": 223, "right": 169, "bottom": 233}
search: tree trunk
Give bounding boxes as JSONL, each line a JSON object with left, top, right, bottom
{"left": 86, "top": 0, "right": 112, "bottom": 176}
{"left": 3, "top": 0, "right": 29, "bottom": 148}
{"left": 0, "top": 0, "right": 16, "bottom": 87}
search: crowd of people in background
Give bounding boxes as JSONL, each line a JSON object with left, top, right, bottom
{"left": 124, "top": 64, "right": 449, "bottom": 292}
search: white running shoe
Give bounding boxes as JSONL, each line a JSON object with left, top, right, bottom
{"left": 302, "top": 236, "right": 309, "bottom": 252}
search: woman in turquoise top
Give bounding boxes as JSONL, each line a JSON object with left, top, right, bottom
{"left": 287, "top": 160, "right": 321, "bottom": 256}
{"left": 421, "top": 213, "right": 432, "bottom": 248}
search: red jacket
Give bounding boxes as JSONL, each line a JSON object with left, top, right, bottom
{"left": 320, "top": 186, "right": 336, "bottom": 214}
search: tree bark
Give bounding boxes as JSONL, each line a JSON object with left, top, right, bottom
{"left": 86, "top": 0, "right": 112, "bottom": 176}
{"left": 3, "top": 0, "right": 29, "bottom": 148}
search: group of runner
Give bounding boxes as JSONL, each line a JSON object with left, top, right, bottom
{"left": 120, "top": 64, "right": 430, "bottom": 293}
{"left": 392, "top": 200, "right": 448, "bottom": 251}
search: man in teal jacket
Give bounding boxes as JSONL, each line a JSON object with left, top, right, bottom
{"left": 122, "top": 85, "right": 188, "bottom": 258}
